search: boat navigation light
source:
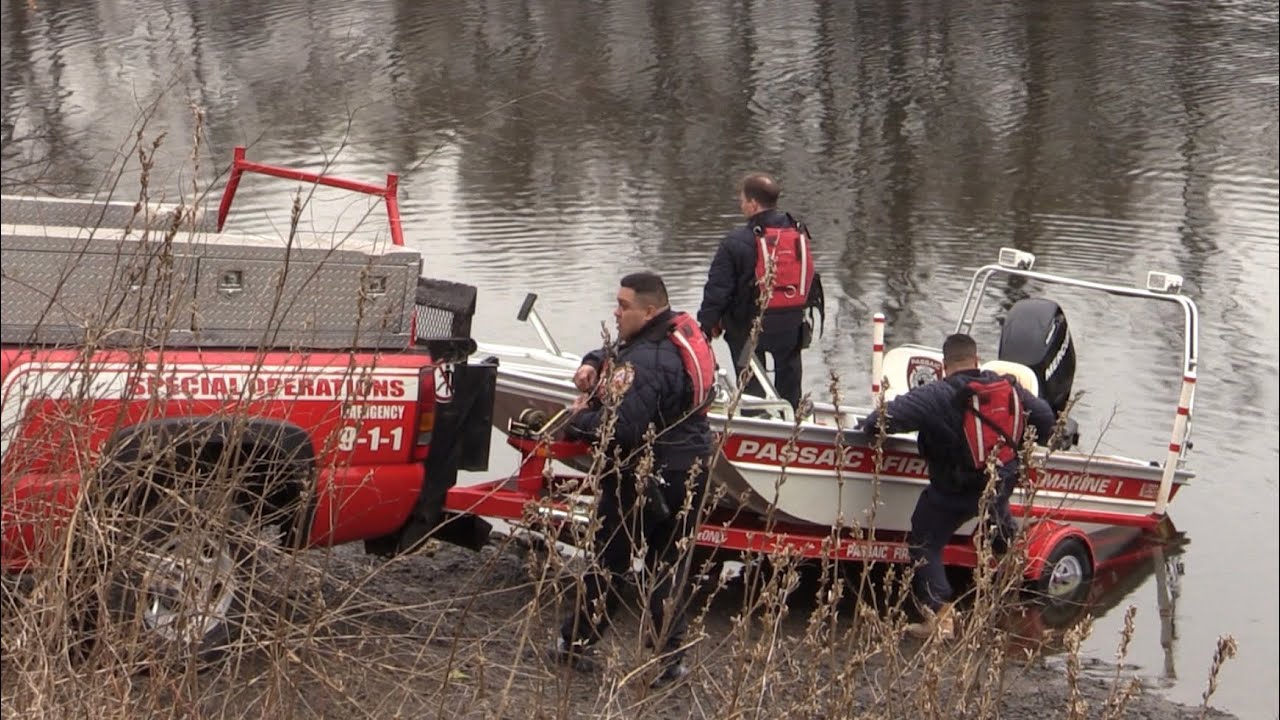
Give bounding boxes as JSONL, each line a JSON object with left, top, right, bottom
{"left": 997, "top": 247, "right": 1036, "bottom": 270}
{"left": 1146, "top": 271, "right": 1184, "bottom": 295}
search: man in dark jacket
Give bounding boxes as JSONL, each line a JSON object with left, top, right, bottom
{"left": 555, "top": 272, "right": 714, "bottom": 687}
{"left": 858, "top": 333, "right": 1056, "bottom": 640}
{"left": 697, "top": 173, "right": 813, "bottom": 409}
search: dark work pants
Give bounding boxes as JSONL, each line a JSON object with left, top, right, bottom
{"left": 561, "top": 465, "right": 707, "bottom": 658}
{"left": 908, "top": 473, "right": 1017, "bottom": 612}
{"left": 726, "top": 325, "right": 804, "bottom": 410}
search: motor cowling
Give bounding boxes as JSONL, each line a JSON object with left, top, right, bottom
{"left": 997, "top": 298, "right": 1076, "bottom": 417}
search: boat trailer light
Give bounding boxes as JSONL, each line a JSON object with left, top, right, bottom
{"left": 997, "top": 247, "right": 1036, "bottom": 270}
{"left": 1146, "top": 271, "right": 1184, "bottom": 295}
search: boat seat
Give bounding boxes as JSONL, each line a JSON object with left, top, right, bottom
{"left": 981, "top": 359, "right": 1039, "bottom": 396}
{"left": 880, "top": 345, "right": 945, "bottom": 402}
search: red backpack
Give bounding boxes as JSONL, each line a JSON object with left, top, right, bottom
{"left": 753, "top": 223, "right": 815, "bottom": 312}
{"left": 668, "top": 312, "right": 717, "bottom": 414}
{"left": 959, "top": 377, "right": 1026, "bottom": 469}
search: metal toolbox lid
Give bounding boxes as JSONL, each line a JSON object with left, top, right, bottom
{"left": 2, "top": 214, "right": 423, "bottom": 350}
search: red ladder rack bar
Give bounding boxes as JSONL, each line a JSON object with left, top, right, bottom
{"left": 216, "top": 146, "right": 405, "bottom": 246}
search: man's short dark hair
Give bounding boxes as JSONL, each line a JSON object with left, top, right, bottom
{"left": 942, "top": 333, "right": 979, "bottom": 367}
{"left": 740, "top": 173, "right": 781, "bottom": 207}
{"left": 621, "top": 271, "right": 669, "bottom": 308}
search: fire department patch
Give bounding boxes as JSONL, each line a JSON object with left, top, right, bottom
{"left": 608, "top": 363, "right": 635, "bottom": 396}
{"left": 907, "top": 356, "right": 943, "bottom": 388}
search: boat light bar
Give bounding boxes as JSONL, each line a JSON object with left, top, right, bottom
{"left": 997, "top": 247, "right": 1036, "bottom": 270}
{"left": 1146, "top": 271, "right": 1184, "bottom": 295}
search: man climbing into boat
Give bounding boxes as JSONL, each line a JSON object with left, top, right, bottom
{"left": 858, "top": 333, "right": 1056, "bottom": 640}
{"left": 553, "top": 271, "right": 715, "bottom": 687}
{"left": 697, "top": 172, "right": 823, "bottom": 410}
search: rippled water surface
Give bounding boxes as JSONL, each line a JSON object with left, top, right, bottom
{"left": 2, "top": 1, "right": 1277, "bottom": 715}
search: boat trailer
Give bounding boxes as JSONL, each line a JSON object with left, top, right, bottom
{"left": 441, "top": 419, "right": 1151, "bottom": 604}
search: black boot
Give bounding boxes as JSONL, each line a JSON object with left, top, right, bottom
{"left": 649, "top": 648, "right": 689, "bottom": 688}
{"left": 548, "top": 636, "right": 597, "bottom": 672}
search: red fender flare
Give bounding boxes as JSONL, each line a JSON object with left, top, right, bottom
{"left": 1022, "top": 520, "right": 1094, "bottom": 581}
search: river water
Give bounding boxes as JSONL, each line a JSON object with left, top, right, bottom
{"left": 2, "top": 0, "right": 1276, "bottom": 715}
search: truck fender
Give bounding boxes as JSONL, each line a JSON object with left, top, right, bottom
{"left": 101, "top": 417, "right": 317, "bottom": 544}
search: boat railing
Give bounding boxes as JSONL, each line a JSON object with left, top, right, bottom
{"left": 955, "top": 251, "right": 1198, "bottom": 376}
{"left": 481, "top": 340, "right": 801, "bottom": 424}
{"left": 926, "top": 247, "right": 1199, "bottom": 517}
{"left": 713, "top": 365, "right": 796, "bottom": 423}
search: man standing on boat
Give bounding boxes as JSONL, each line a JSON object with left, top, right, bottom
{"left": 554, "top": 271, "right": 715, "bottom": 687}
{"left": 697, "top": 173, "right": 823, "bottom": 410}
{"left": 858, "top": 333, "right": 1056, "bottom": 640}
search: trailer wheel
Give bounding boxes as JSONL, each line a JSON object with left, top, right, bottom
{"left": 1034, "top": 536, "right": 1093, "bottom": 606}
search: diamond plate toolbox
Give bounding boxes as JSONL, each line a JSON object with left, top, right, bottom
{"left": 1, "top": 197, "right": 422, "bottom": 350}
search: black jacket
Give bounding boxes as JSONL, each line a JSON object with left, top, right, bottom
{"left": 698, "top": 208, "right": 805, "bottom": 339}
{"left": 569, "top": 309, "right": 714, "bottom": 473}
{"left": 857, "top": 369, "right": 1056, "bottom": 497}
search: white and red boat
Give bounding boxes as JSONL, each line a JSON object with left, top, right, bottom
{"left": 453, "top": 248, "right": 1198, "bottom": 597}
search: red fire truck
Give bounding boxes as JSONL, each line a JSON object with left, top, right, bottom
{"left": 1, "top": 149, "right": 497, "bottom": 659}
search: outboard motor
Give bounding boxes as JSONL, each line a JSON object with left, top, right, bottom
{"left": 998, "top": 298, "right": 1079, "bottom": 447}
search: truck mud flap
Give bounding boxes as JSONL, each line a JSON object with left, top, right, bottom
{"left": 366, "top": 358, "right": 499, "bottom": 556}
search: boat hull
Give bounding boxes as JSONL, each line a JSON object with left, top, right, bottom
{"left": 486, "top": 362, "right": 1189, "bottom": 535}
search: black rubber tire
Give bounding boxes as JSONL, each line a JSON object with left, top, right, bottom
{"left": 93, "top": 501, "right": 256, "bottom": 669}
